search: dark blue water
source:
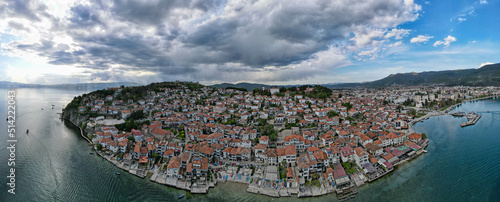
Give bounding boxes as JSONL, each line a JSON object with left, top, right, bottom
{"left": 1, "top": 89, "right": 499, "bottom": 201}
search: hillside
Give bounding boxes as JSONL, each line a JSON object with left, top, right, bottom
{"left": 362, "top": 63, "right": 500, "bottom": 87}
{"left": 209, "top": 82, "right": 272, "bottom": 91}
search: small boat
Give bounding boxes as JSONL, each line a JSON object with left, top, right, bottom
{"left": 41, "top": 108, "right": 43, "bottom": 110}
{"left": 177, "top": 194, "right": 185, "bottom": 199}
{"left": 26, "top": 129, "right": 29, "bottom": 134}
{"left": 89, "top": 152, "right": 94, "bottom": 154}
{"left": 114, "top": 172, "right": 121, "bottom": 175}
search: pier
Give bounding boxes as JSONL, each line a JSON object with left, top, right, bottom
{"left": 460, "top": 112, "right": 481, "bottom": 127}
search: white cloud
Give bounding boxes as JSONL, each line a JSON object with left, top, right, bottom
{"left": 433, "top": 35, "right": 456, "bottom": 47}
{"left": 479, "top": 0, "right": 488, "bottom": 4}
{"left": 478, "top": 62, "right": 493, "bottom": 68}
{"left": 424, "top": 1, "right": 431, "bottom": 5}
{"left": 411, "top": 35, "right": 433, "bottom": 43}
{"left": 384, "top": 29, "right": 410, "bottom": 40}
{"left": 388, "top": 41, "right": 403, "bottom": 47}
{"left": 458, "top": 18, "right": 466, "bottom": 23}
{"left": 0, "top": 0, "right": 423, "bottom": 84}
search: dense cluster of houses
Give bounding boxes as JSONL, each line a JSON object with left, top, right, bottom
{"left": 79, "top": 83, "right": 498, "bottom": 192}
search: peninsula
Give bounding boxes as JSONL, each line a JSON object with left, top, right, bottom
{"left": 63, "top": 81, "right": 500, "bottom": 199}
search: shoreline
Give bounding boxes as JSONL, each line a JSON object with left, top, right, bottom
{"left": 408, "top": 95, "right": 498, "bottom": 133}
{"left": 65, "top": 114, "right": 431, "bottom": 199}
{"left": 62, "top": 95, "right": 499, "bottom": 199}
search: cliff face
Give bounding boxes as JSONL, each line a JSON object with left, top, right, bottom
{"left": 63, "top": 108, "right": 88, "bottom": 130}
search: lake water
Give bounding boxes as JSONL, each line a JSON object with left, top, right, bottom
{"left": 1, "top": 88, "right": 499, "bottom": 201}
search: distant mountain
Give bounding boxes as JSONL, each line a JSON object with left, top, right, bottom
{"left": 209, "top": 82, "right": 272, "bottom": 91}
{"left": 47, "top": 82, "right": 139, "bottom": 91}
{"left": 209, "top": 82, "right": 363, "bottom": 91}
{"left": 0, "top": 81, "right": 42, "bottom": 88}
{"left": 361, "top": 63, "right": 500, "bottom": 87}
{"left": 0, "top": 81, "right": 139, "bottom": 91}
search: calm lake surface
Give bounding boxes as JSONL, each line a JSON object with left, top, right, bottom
{"left": 1, "top": 88, "right": 499, "bottom": 201}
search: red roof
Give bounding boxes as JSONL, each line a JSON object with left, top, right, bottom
{"left": 285, "top": 145, "right": 297, "bottom": 156}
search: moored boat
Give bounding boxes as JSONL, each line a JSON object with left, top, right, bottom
{"left": 177, "top": 194, "right": 185, "bottom": 199}
{"left": 114, "top": 172, "right": 121, "bottom": 175}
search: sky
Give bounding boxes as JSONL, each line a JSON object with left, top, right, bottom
{"left": 0, "top": 0, "right": 499, "bottom": 85}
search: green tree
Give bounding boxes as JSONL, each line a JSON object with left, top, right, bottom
{"left": 327, "top": 110, "right": 339, "bottom": 117}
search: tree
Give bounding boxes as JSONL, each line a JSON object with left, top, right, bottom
{"left": 409, "top": 109, "right": 417, "bottom": 116}
{"left": 338, "top": 93, "right": 343, "bottom": 98}
{"left": 328, "top": 110, "right": 339, "bottom": 117}
{"left": 342, "top": 102, "right": 353, "bottom": 110}
{"left": 97, "top": 144, "right": 103, "bottom": 150}
{"left": 128, "top": 110, "right": 145, "bottom": 121}
{"left": 422, "top": 133, "right": 427, "bottom": 139}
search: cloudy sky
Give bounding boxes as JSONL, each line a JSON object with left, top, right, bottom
{"left": 0, "top": 0, "right": 499, "bottom": 85}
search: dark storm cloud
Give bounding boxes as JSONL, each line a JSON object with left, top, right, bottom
{"left": 1, "top": 0, "right": 420, "bottom": 83}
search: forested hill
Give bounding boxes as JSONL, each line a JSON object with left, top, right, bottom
{"left": 360, "top": 63, "right": 500, "bottom": 87}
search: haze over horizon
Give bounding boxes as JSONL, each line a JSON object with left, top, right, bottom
{"left": 1, "top": 0, "right": 499, "bottom": 86}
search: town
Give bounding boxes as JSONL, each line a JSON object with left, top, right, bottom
{"left": 63, "top": 82, "right": 500, "bottom": 200}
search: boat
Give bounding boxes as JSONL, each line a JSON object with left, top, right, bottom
{"left": 89, "top": 152, "right": 94, "bottom": 154}
{"left": 451, "top": 112, "right": 466, "bottom": 117}
{"left": 250, "top": 178, "right": 253, "bottom": 183}
{"left": 114, "top": 172, "right": 121, "bottom": 175}
{"left": 177, "top": 194, "right": 185, "bottom": 199}
{"left": 26, "top": 129, "right": 29, "bottom": 134}
{"left": 41, "top": 108, "right": 43, "bottom": 110}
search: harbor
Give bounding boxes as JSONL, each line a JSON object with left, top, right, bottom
{"left": 460, "top": 112, "right": 481, "bottom": 127}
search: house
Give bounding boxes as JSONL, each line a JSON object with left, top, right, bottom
{"left": 167, "top": 156, "right": 181, "bottom": 177}
{"left": 265, "top": 148, "right": 278, "bottom": 165}
{"left": 270, "top": 87, "right": 280, "bottom": 95}
{"left": 327, "top": 146, "right": 340, "bottom": 164}
{"left": 259, "top": 136, "right": 270, "bottom": 145}
{"left": 131, "top": 129, "right": 144, "bottom": 142}
{"left": 333, "top": 163, "right": 351, "bottom": 189}
{"left": 326, "top": 167, "right": 334, "bottom": 181}
{"left": 118, "top": 139, "right": 128, "bottom": 153}
{"left": 277, "top": 148, "right": 286, "bottom": 164}
{"left": 133, "top": 142, "right": 142, "bottom": 160}
{"left": 296, "top": 154, "right": 319, "bottom": 180}
{"left": 407, "top": 133, "right": 422, "bottom": 143}
{"left": 365, "top": 143, "right": 383, "bottom": 156}
{"left": 353, "top": 147, "right": 369, "bottom": 167}
{"left": 340, "top": 146, "right": 355, "bottom": 162}
{"left": 121, "top": 110, "right": 131, "bottom": 119}
{"left": 107, "top": 140, "right": 120, "bottom": 153}
{"left": 284, "top": 134, "right": 306, "bottom": 150}
{"left": 254, "top": 144, "right": 267, "bottom": 161}
{"left": 285, "top": 145, "right": 297, "bottom": 166}
{"left": 151, "top": 128, "right": 170, "bottom": 140}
